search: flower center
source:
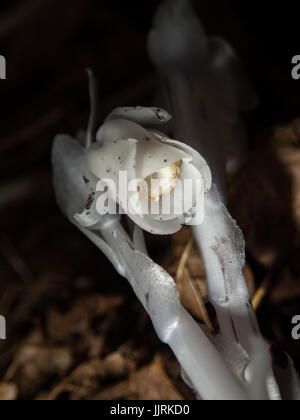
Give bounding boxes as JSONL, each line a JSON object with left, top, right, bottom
{"left": 138, "top": 161, "right": 181, "bottom": 202}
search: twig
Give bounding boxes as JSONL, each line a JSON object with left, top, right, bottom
{"left": 252, "top": 276, "right": 270, "bottom": 311}
{"left": 176, "top": 237, "right": 194, "bottom": 281}
{"left": 184, "top": 267, "right": 214, "bottom": 331}
{"left": 176, "top": 237, "right": 213, "bottom": 330}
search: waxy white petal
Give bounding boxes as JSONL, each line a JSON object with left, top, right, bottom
{"left": 52, "top": 134, "right": 126, "bottom": 275}
{"left": 105, "top": 106, "right": 172, "bottom": 126}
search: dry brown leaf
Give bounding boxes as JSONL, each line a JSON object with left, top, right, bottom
{"left": 94, "top": 355, "right": 184, "bottom": 401}
{"left": 5, "top": 344, "right": 73, "bottom": 398}
{"left": 0, "top": 382, "right": 18, "bottom": 400}
{"left": 44, "top": 351, "right": 129, "bottom": 400}
{"left": 46, "top": 294, "right": 124, "bottom": 342}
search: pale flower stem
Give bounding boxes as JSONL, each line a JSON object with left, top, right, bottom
{"left": 168, "top": 307, "right": 247, "bottom": 400}
{"left": 192, "top": 198, "right": 278, "bottom": 400}
{"left": 95, "top": 222, "right": 248, "bottom": 400}
{"left": 167, "top": 73, "right": 278, "bottom": 399}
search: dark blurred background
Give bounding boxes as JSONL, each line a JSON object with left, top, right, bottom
{"left": 1, "top": 0, "right": 300, "bottom": 183}
{"left": 0, "top": 0, "right": 299, "bottom": 400}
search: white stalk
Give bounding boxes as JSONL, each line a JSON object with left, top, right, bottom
{"left": 93, "top": 223, "right": 248, "bottom": 400}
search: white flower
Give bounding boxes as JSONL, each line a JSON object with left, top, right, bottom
{"left": 83, "top": 106, "right": 212, "bottom": 235}
{"left": 52, "top": 127, "right": 248, "bottom": 401}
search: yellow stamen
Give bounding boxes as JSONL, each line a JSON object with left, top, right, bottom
{"left": 138, "top": 161, "right": 181, "bottom": 201}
